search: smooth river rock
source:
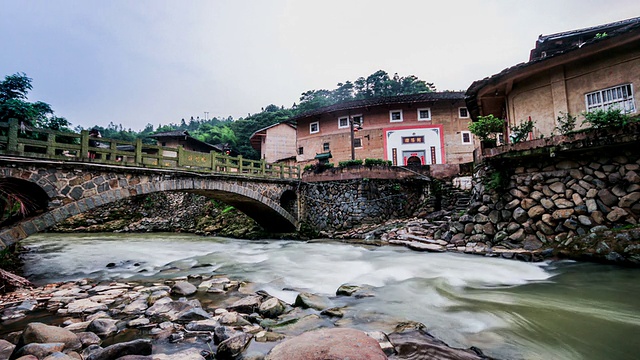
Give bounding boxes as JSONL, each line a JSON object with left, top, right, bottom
{"left": 171, "top": 281, "right": 197, "bottom": 296}
{"left": 265, "top": 328, "right": 387, "bottom": 360}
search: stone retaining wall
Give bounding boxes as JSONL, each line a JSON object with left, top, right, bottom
{"left": 299, "top": 179, "right": 431, "bottom": 232}
{"left": 452, "top": 144, "right": 640, "bottom": 257}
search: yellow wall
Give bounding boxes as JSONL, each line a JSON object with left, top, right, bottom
{"left": 505, "top": 44, "right": 640, "bottom": 137}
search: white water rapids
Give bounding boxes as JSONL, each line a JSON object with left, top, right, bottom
{"left": 21, "top": 233, "right": 640, "bottom": 360}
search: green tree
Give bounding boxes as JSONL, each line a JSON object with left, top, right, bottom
{"left": 0, "top": 72, "right": 71, "bottom": 131}
{"left": 468, "top": 115, "right": 504, "bottom": 143}
{"left": 296, "top": 70, "right": 435, "bottom": 114}
{"left": 193, "top": 124, "right": 237, "bottom": 146}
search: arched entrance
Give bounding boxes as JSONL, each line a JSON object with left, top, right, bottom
{"left": 406, "top": 156, "right": 422, "bottom": 167}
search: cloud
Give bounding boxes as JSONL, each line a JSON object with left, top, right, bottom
{"left": 1, "top": 0, "right": 639, "bottom": 130}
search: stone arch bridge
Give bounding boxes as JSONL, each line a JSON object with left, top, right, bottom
{"left": 0, "top": 157, "right": 300, "bottom": 249}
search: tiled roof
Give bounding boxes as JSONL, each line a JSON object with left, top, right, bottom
{"left": 148, "top": 130, "right": 189, "bottom": 138}
{"left": 290, "top": 91, "right": 465, "bottom": 121}
{"left": 532, "top": 16, "right": 640, "bottom": 60}
{"left": 465, "top": 17, "right": 640, "bottom": 119}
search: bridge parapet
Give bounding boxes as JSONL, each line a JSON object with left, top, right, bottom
{"left": 0, "top": 119, "right": 300, "bottom": 179}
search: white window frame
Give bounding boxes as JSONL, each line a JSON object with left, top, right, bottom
{"left": 390, "top": 110, "right": 403, "bottom": 122}
{"left": 461, "top": 131, "right": 472, "bottom": 144}
{"left": 338, "top": 116, "right": 349, "bottom": 129}
{"left": 585, "top": 83, "right": 636, "bottom": 113}
{"left": 417, "top": 108, "right": 431, "bottom": 121}
{"left": 353, "top": 137, "right": 363, "bottom": 149}
{"left": 310, "top": 121, "right": 319, "bottom": 134}
{"left": 459, "top": 107, "right": 469, "bottom": 118}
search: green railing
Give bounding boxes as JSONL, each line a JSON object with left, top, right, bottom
{"left": 0, "top": 119, "right": 300, "bottom": 179}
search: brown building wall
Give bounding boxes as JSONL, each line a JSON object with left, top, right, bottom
{"left": 296, "top": 100, "right": 474, "bottom": 165}
{"left": 505, "top": 43, "right": 640, "bottom": 137}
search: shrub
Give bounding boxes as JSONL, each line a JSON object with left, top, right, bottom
{"left": 338, "top": 159, "right": 363, "bottom": 167}
{"left": 583, "top": 108, "right": 631, "bottom": 129}
{"left": 364, "top": 158, "right": 392, "bottom": 166}
{"left": 485, "top": 170, "right": 509, "bottom": 191}
{"left": 509, "top": 118, "right": 535, "bottom": 143}
{"left": 468, "top": 114, "right": 504, "bottom": 141}
{"left": 555, "top": 112, "right": 577, "bottom": 134}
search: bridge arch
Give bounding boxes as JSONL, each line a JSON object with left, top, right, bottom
{"left": 0, "top": 165, "right": 299, "bottom": 249}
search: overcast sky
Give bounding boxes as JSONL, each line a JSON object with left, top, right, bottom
{"left": 1, "top": 1, "right": 639, "bottom": 130}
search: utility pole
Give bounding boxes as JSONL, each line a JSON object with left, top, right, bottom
{"left": 204, "top": 111, "right": 209, "bottom": 121}
{"left": 350, "top": 116, "right": 355, "bottom": 160}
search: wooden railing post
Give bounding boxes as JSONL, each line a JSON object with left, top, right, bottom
{"left": 135, "top": 138, "right": 143, "bottom": 165}
{"left": 177, "top": 146, "right": 184, "bottom": 168}
{"left": 46, "top": 131, "right": 55, "bottom": 157}
{"left": 80, "top": 130, "right": 89, "bottom": 160}
{"left": 7, "top": 119, "right": 19, "bottom": 153}
{"left": 238, "top": 155, "right": 243, "bottom": 173}
{"left": 210, "top": 150, "right": 217, "bottom": 172}
{"left": 261, "top": 159, "right": 266, "bottom": 176}
{"left": 280, "top": 164, "right": 284, "bottom": 178}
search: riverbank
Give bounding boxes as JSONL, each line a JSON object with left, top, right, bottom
{"left": 1, "top": 274, "right": 491, "bottom": 359}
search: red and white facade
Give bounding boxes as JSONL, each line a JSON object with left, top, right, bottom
{"left": 292, "top": 92, "right": 474, "bottom": 166}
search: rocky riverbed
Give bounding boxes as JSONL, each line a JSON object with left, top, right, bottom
{"left": 1, "top": 274, "right": 492, "bottom": 360}
{"left": 50, "top": 192, "right": 640, "bottom": 266}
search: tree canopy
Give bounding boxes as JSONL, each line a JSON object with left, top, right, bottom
{"left": 0, "top": 72, "right": 71, "bottom": 131}
{"left": 295, "top": 70, "right": 435, "bottom": 114}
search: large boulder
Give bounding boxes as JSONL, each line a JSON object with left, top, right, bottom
{"left": 259, "top": 297, "right": 286, "bottom": 318}
{"left": 175, "top": 307, "right": 212, "bottom": 323}
{"left": 87, "top": 318, "right": 119, "bottom": 337}
{"left": 265, "top": 328, "right": 387, "bottom": 360}
{"left": 171, "top": 281, "right": 197, "bottom": 296}
{"left": 387, "top": 329, "right": 485, "bottom": 360}
{"left": 85, "top": 339, "right": 152, "bottom": 360}
{"left": 294, "top": 292, "right": 332, "bottom": 311}
{"left": 11, "top": 323, "right": 82, "bottom": 358}
{"left": 11, "top": 343, "right": 65, "bottom": 360}
{"left": 0, "top": 339, "right": 15, "bottom": 359}
{"left": 227, "top": 295, "right": 262, "bottom": 314}
{"left": 216, "top": 333, "right": 253, "bottom": 360}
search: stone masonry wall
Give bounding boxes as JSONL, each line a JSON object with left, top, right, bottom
{"left": 0, "top": 161, "right": 298, "bottom": 248}
{"left": 300, "top": 178, "right": 430, "bottom": 233}
{"left": 450, "top": 145, "right": 640, "bottom": 261}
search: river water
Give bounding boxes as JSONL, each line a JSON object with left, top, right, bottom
{"left": 20, "top": 233, "right": 640, "bottom": 360}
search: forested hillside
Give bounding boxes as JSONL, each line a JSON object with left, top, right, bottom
{"left": 1, "top": 70, "right": 436, "bottom": 160}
